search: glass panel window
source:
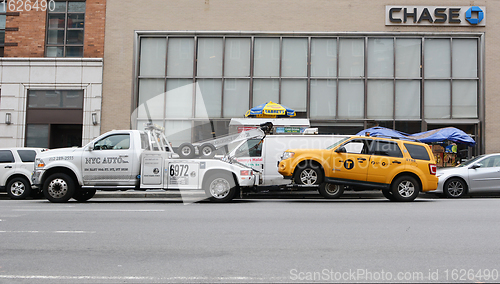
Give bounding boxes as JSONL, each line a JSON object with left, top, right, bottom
{"left": 339, "top": 39, "right": 364, "bottom": 77}
{"left": 253, "top": 79, "right": 279, "bottom": 106}
{"left": 338, "top": 80, "right": 364, "bottom": 118}
{"left": 281, "top": 79, "right": 307, "bottom": 111}
{"left": 223, "top": 79, "right": 249, "bottom": 118}
{"left": 311, "top": 38, "right": 337, "bottom": 77}
{"left": 165, "top": 120, "right": 192, "bottom": 147}
{"left": 166, "top": 79, "right": 193, "bottom": 118}
{"left": 197, "top": 38, "right": 223, "bottom": 77}
{"left": 224, "top": 38, "right": 251, "bottom": 77}
{"left": 424, "top": 80, "right": 450, "bottom": 119}
{"left": 140, "top": 38, "right": 167, "bottom": 77}
{"left": 395, "top": 39, "right": 421, "bottom": 78}
{"left": 367, "top": 80, "right": 393, "bottom": 119}
{"left": 28, "top": 90, "right": 83, "bottom": 108}
{"left": 453, "top": 39, "right": 477, "bottom": 78}
{"left": 167, "top": 38, "right": 194, "bottom": 77}
{"left": 424, "top": 39, "right": 451, "bottom": 78}
{"left": 45, "top": 1, "right": 85, "bottom": 57}
{"left": 368, "top": 38, "right": 393, "bottom": 78}
{"left": 254, "top": 38, "right": 280, "bottom": 77}
{"left": 395, "top": 80, "right": 420, "bottom": 119}
{"left": 0, "top": 150, "right": 14, "bottom": 163}
{"left": 452, "top": 80, "right": 477, "bottom": 118}
{"left": 138, "top": 79, "right": 165, "bottom": 118}
{"left": 282, "top": 38, "right": 308, "bottom": 77}
{"left": 26, "top": 124, "right": 49, "bottom": 148}
{"left": 310, "top": 79, "right": 336, "bottom": 118}
{"left": 195, "top": 79, "right": 222, "bottom": 118}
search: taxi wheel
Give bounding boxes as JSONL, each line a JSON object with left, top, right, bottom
{"left": 6, "top": 177, "right": 31, "bottom": 200}
{"left": 381, "top": 189, "right": 397, "bottom": 201}
{"left": 73, "top": 188, "right": 97, "bottom": 202}
{"left": 391, "top": 175, "right": 420, "bottom": 202}
{"left": 443, "top": 178, "right": 467, "bottom": 198}
{"left": 204, "top": 173, "right": 237, "bottom": 203}
{"left": 294, "top": 163, "right": 323, "bottom": 185}
{"left": 43, "top": 173, "right": 75, "bottom": 203}
{"left": 319, "top": 183, "right": 344, "bottom": 199}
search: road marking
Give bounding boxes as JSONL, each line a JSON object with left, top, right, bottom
{"left": 0, "top": 231, "right": 96, "bottom": 234}
{"left": 0, "top": 275, "right": 283, "bottom": 281}
{"left": 13, "top": 209, "right": 165, "bottom": 212}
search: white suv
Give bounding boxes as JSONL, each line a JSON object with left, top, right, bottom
{"left": 0, "top": 148, "right": 47, "bottom": 199}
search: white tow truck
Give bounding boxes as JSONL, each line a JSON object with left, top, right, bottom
{"left": 32, "top": 123, "right": 265, "bottom": 203}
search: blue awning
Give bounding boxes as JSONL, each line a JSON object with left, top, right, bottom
{"left": 356, "top": 127, "right": 476, "bottom": 146}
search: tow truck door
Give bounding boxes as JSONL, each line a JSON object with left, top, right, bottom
{"left": 82, "top": 133, "right": 134, "bottom": 185}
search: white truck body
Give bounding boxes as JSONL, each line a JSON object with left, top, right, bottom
{"left": 228, "top": 134, "right": 348, "bottom": 186}
{"left": 32, "top": 125, "right": 259, "bottom": 203}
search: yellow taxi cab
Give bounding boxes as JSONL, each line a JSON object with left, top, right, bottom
{"left": 278, "top": 136, "right": 438, "bottom": 201}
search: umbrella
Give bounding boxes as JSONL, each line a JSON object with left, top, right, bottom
{"left": 245, "top": 101, "right": 296, "bottom": 118}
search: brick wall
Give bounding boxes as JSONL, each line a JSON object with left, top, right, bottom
{"left": 4, "top": 0, "right": 106, "bottom": 58}
{"left": 84, "top": 0, "right": 106, "bottom": 58}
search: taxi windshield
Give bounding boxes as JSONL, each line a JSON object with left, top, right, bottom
{"left": 326, "top": 137, "right": 350, "bottom": 150}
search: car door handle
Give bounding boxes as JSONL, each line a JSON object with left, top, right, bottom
{"left": 119, "top": 155, "right": 129, "bottom": 158}
{"left": 392, "top": 161, "right": 402, "bottom": 164}
{"left": 4, "top": 165, "right": 12, "bottom": 168}
{"left": 357, "top": 158, "right": 366, "bottom": 161}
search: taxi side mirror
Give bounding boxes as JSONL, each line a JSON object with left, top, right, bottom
{"left": 335, "top": 146, "right": 347, "bottom": 153}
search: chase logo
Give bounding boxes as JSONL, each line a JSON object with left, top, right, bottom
{"left": 465, "top": 6, "right": 484, "bottom": 25}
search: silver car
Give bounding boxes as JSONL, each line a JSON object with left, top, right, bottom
{"left": 432, "top": 153, "right": 500, "bottom": 198}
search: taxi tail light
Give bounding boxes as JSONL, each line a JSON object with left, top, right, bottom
{"left": 240, "top": 170, "right": 251, "bottom": 176}
{"left": 429, "top": 164, "right": 437, "bottom": 175}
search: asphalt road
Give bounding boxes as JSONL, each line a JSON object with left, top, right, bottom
{"left": 1, "top": 191, "right": 499, "bottom": 283}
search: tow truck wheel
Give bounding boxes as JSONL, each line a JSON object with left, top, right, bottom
{"left": 6, "top": 177, "right": 31, "bottom": 200}
{"left": 391, "top": 175, "right": 420, "bottom": 202}
{"left": 43, "top": 173, "right": 75, "bottom": 203}
{"left": 319, "top": 183, "right": 344, "bottom": 199}
{"left": 204, "top": 173, "right": 237, "bottom": 203}
{"left": 178, "top": 143, "right": 195, "bottom": 159}
{"left": 199, "top": 143, "right": 216, "bottom": 159}
{"left": 73, "top": 188, "right": 97, "bottom": 202}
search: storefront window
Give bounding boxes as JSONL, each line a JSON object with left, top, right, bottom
{"left": 135, "top": 33, "right": 481, "bottom": 146}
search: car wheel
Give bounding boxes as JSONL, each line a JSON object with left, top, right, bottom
{"left": 319, "top": 183, "right": 344, "bottom": 199}
{"left": 382, "top": 189, "right": 397, "bottom": 201}
{"left": 73, "top": 188, "right": 97, "bottom": 202}
{"left": 199, "top": 143, "right": 217, "bottom": 159}
{"left": 294, "top": 163, "right": 323, "bottom": 185}
{"left": 204, "top": 173, "right": 237, "bottom": 203}
{"left": 443, "top": 178, "right": 467, "bottom": 198}
{"left": 391, "top": 175, "right": 420, "bottom": 202}
{"left": 177, "top": 143, "right": 195, "bottom": 159}
{"left": 6, "top": 177, "right": 31, "bottom": 200}
{"left": 43, "top": 173, "right": 75, "bottom": 203}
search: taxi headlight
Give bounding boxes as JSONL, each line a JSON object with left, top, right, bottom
{"left": 281, "top": 152, "right": 295, "bottom": 161}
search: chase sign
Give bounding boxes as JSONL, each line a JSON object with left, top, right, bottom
{"left": 386, "top": 6, "right": 486, "bottom": 26}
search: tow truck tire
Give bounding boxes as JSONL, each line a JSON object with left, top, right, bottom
{"left": 199, "top": 143, "right": 217, "bottom": 159}
{"left": 6, "top": 177, "right": 31, "bottom": 200}
{"left": 204, "top": 173, "right": 237, "bottom": 203}
{"left": 319, "top": 183, "right": 344, "bottom": 199}
{"left": 391, "top": 175, "right": 420, "bottom": 202}
{"left": 73, "top": 188, "right": 97, "bottom": 202}
{"left": 43, "top": 173, "right": 75, "bottom": 203}
{"left": 178, "top": 143, "right": 195, "bottom": 159}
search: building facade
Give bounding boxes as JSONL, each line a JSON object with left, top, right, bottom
{"left": 102, "top": 0, "right": 495, "bottom": 155}
{"left": 0, "top": 0, "right": 105, "bottom": 148}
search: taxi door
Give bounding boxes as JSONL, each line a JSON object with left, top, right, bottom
{"left": 329, "top": 138, "right": 371, "bottom": 181}
{"left": 82, "top": 133, "right": 134, "bottom": 186}
{"left": 366, "top": 140, "right": 406, "bottom": 184}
